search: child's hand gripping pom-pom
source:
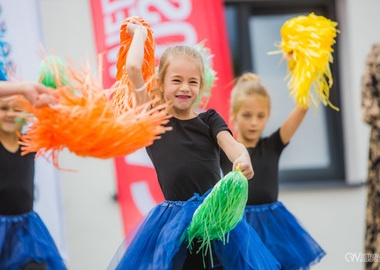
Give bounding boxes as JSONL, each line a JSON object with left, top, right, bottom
{"left": 271, "top": 13, "right": 339, "bottom": 110}
{"left": 18, "top": 55, "right": 171, "bottom": 168}
{"left": 183, "top": 164, "right": 248, "bottom": 267}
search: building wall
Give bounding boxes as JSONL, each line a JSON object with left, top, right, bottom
{"left": 336, "top": 0, "right": 380, "bottom": 184}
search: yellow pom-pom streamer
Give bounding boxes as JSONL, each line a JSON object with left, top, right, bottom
{"left": 271, "top": 13, "right": 339, "bottom": 110}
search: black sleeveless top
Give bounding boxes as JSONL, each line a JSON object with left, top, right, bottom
{"left": 146, "top": 109, "right": 231, "bottom": 201}
{"left": 220, "top": 129, "right": 287, "bottom": 205}
{"left": 0, "top": 141, "right": 35, "bottom": 215}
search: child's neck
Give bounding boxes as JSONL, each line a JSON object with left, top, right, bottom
{"left": 238, "top": 135, "right": 259, "bottom": 148}
{"left": 0, "top": 131, "right": 20, "bottom": 153}
{"left": 168, "top": 107, "right": 197, "bottom": 120}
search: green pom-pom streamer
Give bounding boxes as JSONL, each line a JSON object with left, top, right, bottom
{"left": 193, "top": 40, "right": 217, "bottom": 110}
{"left": 15, "top": 113, "right": 28, "bottom": 127}
{"left": 183, "top": 165, "right": 248, "bottom": 267}
{"left": 39, "top": 55, "right": 71, "bottom": 89}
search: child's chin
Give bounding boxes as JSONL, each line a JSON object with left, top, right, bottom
{"left": 174, "top": 103, "right": 192, "bottom": 111}
{"left": 2, "top": 125, "right": 22, "bottom": 134}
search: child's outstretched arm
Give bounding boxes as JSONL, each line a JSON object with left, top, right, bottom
{"left": 125, "top": 20, "right": 150, "bottom": 106}
{"left": 0, "top": 81, "right": 56, "bottom": 107}
{"left": 280, "top": 106, "right": 308, "bottom": 145}
{"left": 217, "top": 130, "right": 254, "bottom": 180}
{"left": 279, "top": 52, "right": 308, "bottom": 145}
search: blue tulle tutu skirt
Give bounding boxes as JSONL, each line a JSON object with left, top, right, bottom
{"left": 245, "top": 202, "right": 326, "bottom": 270}
{"left": 109, "top": 192, "right": 280, "bottom": 270}
{"left": 0, "top": 211, "right": 66, "bottom": 270}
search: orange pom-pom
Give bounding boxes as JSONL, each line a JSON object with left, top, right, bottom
{"left": 113, "top": 16, "right": 157, "bottom": 112}
{"left": 19, "top": 56, "right": 170, "bottom": 168}
{"left": 116, "top": 16, "right": 155, "bottom": 84}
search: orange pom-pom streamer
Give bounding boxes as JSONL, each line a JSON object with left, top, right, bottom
{"left": 19, "top": 56, "right": 170, "bottom": 167}
{"left": 112, "top": 16, "right": 157, "bottom": 112}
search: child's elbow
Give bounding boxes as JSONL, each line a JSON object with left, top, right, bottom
{"left": 126, "top": 63, "right": 142, "bottom": 76}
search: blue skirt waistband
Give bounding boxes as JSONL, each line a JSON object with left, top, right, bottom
{"left": 160, "top": 189, "right": 212, "bottom": 208}
{"left": 245, "top": 201, "right": 283, "bottom": 212}
{"left": 0, "top": 210, "right": 38, "bottom": 223}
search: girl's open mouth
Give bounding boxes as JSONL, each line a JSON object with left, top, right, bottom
{"left": 176, "top": 95, "right": 191, "bottom": 100}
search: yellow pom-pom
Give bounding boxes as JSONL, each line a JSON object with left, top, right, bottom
{"left": 278, "top": 13, "right": 339, "bottom": 110}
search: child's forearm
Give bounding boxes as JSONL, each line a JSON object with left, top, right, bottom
{"left": 280, "top": 105, "right": 308, "bottom": 144}
{"left": 126, "top": 30, "right": 150, "bottom": 105}
{"left": 226, "top": 142, "right": 247, "bottom": 164}
{"left": 0, "top": 81, "right": 56, "bottom": 107}
{"left": 0, "top": 81, "right": 26, "bottom": 97}
{"left": 228, "top": 143, "right": 254, "bottom": 179}
{"left": 126, "top": 31, "right": 146, "bottom": 77}
{"left": 217, "top": 130, "right": 254, "bottom": 179}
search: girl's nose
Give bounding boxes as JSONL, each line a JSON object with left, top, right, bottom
{"left": 5, "top": 108, "right": 16, "bottom": 116}
{"left": 180, "top": 83, "right": 190, "bottom": 91}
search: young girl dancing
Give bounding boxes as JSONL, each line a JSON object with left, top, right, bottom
{"left": 109, "top": 20, "right": 280, "bottom": 270}
{"left": 220, "top": 72, "right": 326, "bottom": 269}
{"left": 0, "top": 82, "right": 65, "bottom": 269}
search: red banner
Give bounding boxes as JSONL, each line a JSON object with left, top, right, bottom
{"left": 90, "top": 0, "right": 234, "bottom": 235}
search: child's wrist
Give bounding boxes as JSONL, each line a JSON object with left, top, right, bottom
{"left": 10, "top": 82, "right": 25, "bottom": 96}
{"left": 135, "top": 28, "right": 147, "bottom": 38}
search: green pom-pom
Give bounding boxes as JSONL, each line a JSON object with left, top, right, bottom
{"left": 39, "top": 56, "right": 71, "bottom": 89}
{"left": 15, "top": 113, "right": 28, "bottom": 127}
{"left": 193, "top": 40, "right": 217, "bottom": 109}
{"left": 184, "top": 168, "right": 248, "bottom": 266}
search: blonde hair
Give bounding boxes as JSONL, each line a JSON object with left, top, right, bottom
{"left": 230, "top": 72, "right": 271, "bottom": 114}
{"left": 150, "top": 46, "right": 205, "bottom": 106}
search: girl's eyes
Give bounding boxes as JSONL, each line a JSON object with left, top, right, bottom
{"left": 0, "top": 106, "right": 20, "bottom": 112}
{"left": 172, "top": 79, "right": 198, "bottom": 85}
{"left": 242, "top": 113, "right": 267, "bottom": 119}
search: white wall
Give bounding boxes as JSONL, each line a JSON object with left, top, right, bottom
{"left": 336, "top": 0, "right": 380, "bottom": 184}
{"left": 280, "top": 186, "right": 366, "bottom": 270}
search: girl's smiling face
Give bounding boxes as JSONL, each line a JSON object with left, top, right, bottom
{"left": 233, "top": 94, "right": 270, "bottom": 147}
{"left": 0, "top": 98, "right": 23, "bottom": 134}
{"left": 162, "top": 56, "right": 201, "bottom": 118}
